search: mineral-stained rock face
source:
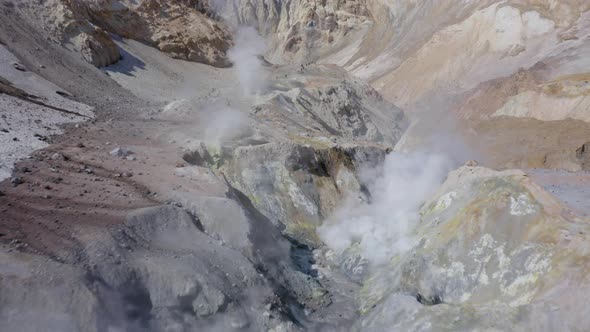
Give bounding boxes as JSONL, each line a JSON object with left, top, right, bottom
{"left": 9, "top": 0, "right": 231, "bottom": 67}
{"left": 342, "top": 166, "right": 590, "bottom": 331}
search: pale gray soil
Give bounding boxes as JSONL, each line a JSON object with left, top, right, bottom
{"left": 529, "top": 169, "right": 590, "bottom": 216}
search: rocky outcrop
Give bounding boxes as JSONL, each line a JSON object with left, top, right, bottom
{"left": 9, "top": 0, "right": 230, "bottom": 67}
{"left": 256, "top": 64, "right": 407, "bottom": 145}
{"left": 87, "top": 0, "right": 231, "bottom": 67}
{"left": 166, "top": 63, "right": 408, "bottom": 247}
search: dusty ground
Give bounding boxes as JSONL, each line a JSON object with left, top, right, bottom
{"left": 470, "top": 117, "right": 590, "bottom": 170}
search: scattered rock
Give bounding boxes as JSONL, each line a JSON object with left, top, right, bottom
{"left": 121, "top": 172, "right": 133, "bottom": 178}
{"left": 79, "top": 166, "right": 94, "bottom": 174}
{"left": 110, "top": 147, "right": 133, "bottom": 157}
{"left": 12, "top": 62, "right": 26, "bottom": 71}
{"left": 10, "top": 177, "right": 23, "bottom": 187}
{"left": 76, "top": 142, "right": 85, "bottom": 148}
{"left": 33, "top": 133, "right": 48, "bottom": 142}
{"left": 126, "top": 156, "right": 136, "bottom": 161}
{"left": 51, "top": 153, "right": 64, "bottom": 161}
{"left": 48, "top": 177, "right": 63, "bottom": 184}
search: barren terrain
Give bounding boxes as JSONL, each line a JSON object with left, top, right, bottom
{"left": 1, "top": 1, "right": 590, "bottom": 331}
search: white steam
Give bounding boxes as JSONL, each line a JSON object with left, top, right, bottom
{"left": 202, "top": 105, "right": 251, "bottom": 144}
{"left": 318, "top": 151, "right": 455, "bottom": 265}
{"left": 227, "top": 27, "right": 268, "bottom": 96}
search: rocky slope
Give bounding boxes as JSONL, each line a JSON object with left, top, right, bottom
{"left": 6, "top": 0, "right": 230, "bottom": 67}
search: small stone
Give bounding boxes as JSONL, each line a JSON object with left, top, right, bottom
{"left": 48, "top": 176, "right": 63, "bottom": 184}
{"left": 12, "top": 137, "right": 19, "bottom": 142}
{"left": 0, "top": 191, "right": 5, "bottom": 197}
{"left": 12, "top": 62, "right": 26, "bottom": 71}
{"left": 0, "top": 128, "right": 8, "bottom": 133}
{"left": 76, "top": 142, "right": 85, "bottom": 148}
{"left": 34, "top": 133, "right": 48, "bottom": 142}
{"left": 126, "top": 156, "right": 136, "bottom": 161}
{"left": 110, "top": 147, "right": 133, "bottom": 157}
{"left": 51, "top": 153, "right": 64, "bottom": 160}
{"left": 465, "top": 160, "right": 479, "bottom": 167}
{"left": 121, "top": 172, "right": 132, "bottom": 178}
{"left": 230, "top": 315, "right": 249, "bottom": 329}
{"left": 10, "top": 177, "right": 23, "bottom": 187}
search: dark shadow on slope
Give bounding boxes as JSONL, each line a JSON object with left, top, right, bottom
{"left": 221, "top": 173, "right": 318, "bottom": 328}
{"left": 102, "top": 37, "right": 146, "bottom": 77}
{"left": 85, "top": 270, "right": 153, "bottom": 332}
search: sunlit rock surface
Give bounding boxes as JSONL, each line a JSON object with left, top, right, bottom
{"left": 9, "top": 0, "right": 230, "bottom": 67}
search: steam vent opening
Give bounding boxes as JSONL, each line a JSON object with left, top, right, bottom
{"left": 1, "top": 1, "right": 590, "bottom": 331}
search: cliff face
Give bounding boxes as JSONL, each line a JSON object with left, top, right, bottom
{"left": 213, "top": 0, "right": 372, "bottom": 64}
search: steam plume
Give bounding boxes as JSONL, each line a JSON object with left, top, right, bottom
{"left": 227, "top": 26, "right": 268, "bottom": 96}
{"left": 318, "top": 151, "right": 455, "bottom": 265}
